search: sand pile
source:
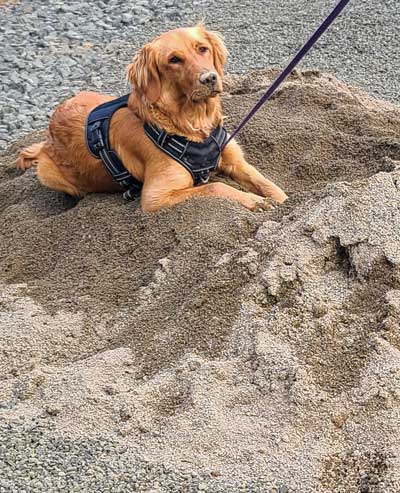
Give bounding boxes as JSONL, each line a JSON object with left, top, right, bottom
{"left": 1, "top": 69, "right": 400, "bottom": 492}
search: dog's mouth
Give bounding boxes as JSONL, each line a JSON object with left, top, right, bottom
{"left": 191, "top": 88, "right": 222, "bottom": 102}
{"left": 209, "top": 89, "right": 222, "bottom": 97}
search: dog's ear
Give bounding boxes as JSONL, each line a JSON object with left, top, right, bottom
{"left": 205, "top": 30, "right": 227, "bottom": 77}
{"left": 127, "top": 44, "right": 161, "bottom": 104}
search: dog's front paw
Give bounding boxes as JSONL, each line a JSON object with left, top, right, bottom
{"left": 258, "top": 183, "right": 288, "bottom": 204}
{"left": 266, "top": 189, "right": 288, "bottom": 204}
{"left": 273, "top": 190, "right": 288, "bottom": 204}
{"left": 247, "top": 194, "right": 276, "bottom": 211}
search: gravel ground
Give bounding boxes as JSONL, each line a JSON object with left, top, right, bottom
{"left": 0, "top": 417, "right": 273, "bottom": 493}
{"left": 0, "top": 0, "right": 399, "bottom": 151}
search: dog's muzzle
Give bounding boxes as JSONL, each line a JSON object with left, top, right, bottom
{"left": 199, "top": 71, "right": 218, "bottom": 89}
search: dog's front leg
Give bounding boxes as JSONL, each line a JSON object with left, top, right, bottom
{"left": 219, "top": 139, "right": 287, "bottom": 203}
{"left": 141, "top": 181, "right": 272, "bottom": 212}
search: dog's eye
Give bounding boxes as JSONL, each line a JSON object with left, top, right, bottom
{"left": 199, "top": 46, "right": 208, "bottom": 53}
{"left": 169, "top": 56, "right": 182, "bottom": 64}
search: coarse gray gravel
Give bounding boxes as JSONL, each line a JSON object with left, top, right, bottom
{"left": 0, "top": 417, "right": 277, "bottom": 493}
{"left": 0, "top": 0, "right": 399, "bottom": 152}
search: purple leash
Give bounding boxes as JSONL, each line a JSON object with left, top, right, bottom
{"left": 222, "top": 0, "right": 351, "bottom": 149}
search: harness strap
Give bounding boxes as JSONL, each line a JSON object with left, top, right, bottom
{"left": 144, "top": 123, "right": 227, "bottom": 185}
{"left": 86, "top": 95, "right": 143, "bottom": 200}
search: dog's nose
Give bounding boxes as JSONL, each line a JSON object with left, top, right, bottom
{"left": 199, "top": 71, "right": 218, "bottom": 87}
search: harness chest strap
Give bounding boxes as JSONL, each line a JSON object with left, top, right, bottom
{"left": 143, "top": 123, "right": 227, "bottom": 185}
{"left": 86, "top": 94, "right": 228, "bottom": 199}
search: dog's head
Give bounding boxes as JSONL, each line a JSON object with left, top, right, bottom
{"left": 127, "top": 24, "right": 227, "bottom": 105}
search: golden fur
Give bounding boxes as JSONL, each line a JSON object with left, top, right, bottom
{"left": 16, "top": 24, "right": 287, "bottom": 211}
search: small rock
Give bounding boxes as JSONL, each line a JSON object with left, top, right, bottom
{"left": 46, "top": 404, "right": 62, "bottom": 416}
{"left": 216, "top": 252, "right": 233, "bottom": 266}
{"left": 103, "top": 385, "right": 118, "bottom": 396}
{"left": 121, "top": 13, "right": 133, "bottom": 24}
{"left": 119, "top": 405, "right": 132, "bottom": 421}
{"left": 210, "top": 470, "right": 222, "bottom": 477}
{"left": 312, "top": 301, "right": 329, "bottom": 318}
{"left": 278, "top": 486, "right": 289, "bottom": 493}
{"left": 248, "top": 262, "right": 258, "bottom": 276}
{"left": 158, "top": 257, "right": 172, "bottom": 272}
{"left": 331, "top": 413, "right": 348, "bottom": 428}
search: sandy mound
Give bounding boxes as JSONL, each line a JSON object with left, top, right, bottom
{"left": 1, "top": 69, "right": 400, "bottom": 492}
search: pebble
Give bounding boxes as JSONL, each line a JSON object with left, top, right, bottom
{"left": 121, "top": 13, "right": 133, "bottom": 24}
{"left": 312, "top": 301, "right": 329, "bottom": 318}
{"left": 45, "top": 404, "right": 62, "bottom": 416}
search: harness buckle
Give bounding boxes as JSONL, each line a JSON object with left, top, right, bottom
{"left": 123, "top": 188, "right": 138, "bottom": 201}
{"left": 199, "top": 172, "right": 210, "bottom": 184}
{"left": 93, "top": 127, "right": 105, "bottom": 151}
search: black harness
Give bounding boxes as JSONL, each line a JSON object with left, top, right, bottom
{"left": 86, "top": 95, "right": 142, "bottom": 199}
{"left": 86, "top": 94, "right": 227, "bottom": 200}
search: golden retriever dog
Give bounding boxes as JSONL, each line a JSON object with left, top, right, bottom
{"left": 16, "top": 24, "right": 287, "bottom": 212}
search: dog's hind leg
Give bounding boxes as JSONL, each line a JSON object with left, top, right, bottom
{"left": 36, "top": 157, "right": 80, "bottom": 197}
{"left": 15, "top": 142, "right": 45, "bottom": 170}
{"left": 17, "top": 142, "right": 80, "bottom": 196}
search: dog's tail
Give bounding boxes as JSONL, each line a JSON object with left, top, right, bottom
{"left": 15, "top": 142, "right": 45, "bottom": 170}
